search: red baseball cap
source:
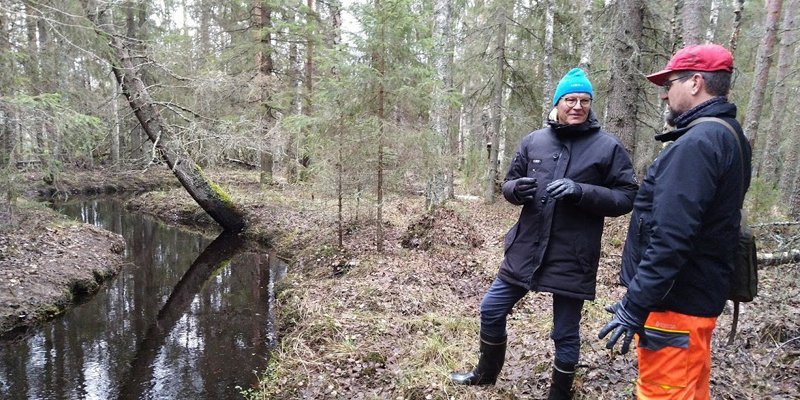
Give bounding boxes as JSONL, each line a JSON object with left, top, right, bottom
{"left": 646, "top": 44, "right": 734, "bottom": 86}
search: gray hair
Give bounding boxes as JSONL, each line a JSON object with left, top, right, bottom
{"left": 692, "top": 70, "right": 732, "bottom": 96}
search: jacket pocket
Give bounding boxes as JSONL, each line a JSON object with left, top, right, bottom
{"left": 637, "top": 327, "right": 690, "bottom": 389}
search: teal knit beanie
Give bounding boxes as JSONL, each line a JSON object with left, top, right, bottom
{"left": 552, "top": 68, "right": 594, "bottom": 106}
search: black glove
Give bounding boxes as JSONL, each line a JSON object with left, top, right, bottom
{"left": 598, "top": 301, "right": 648, "bottom": 354}
{"left": 513, "top": 177, "right": 538, "bottom": 202}
{"left": 546, "top": 178, "right": 582, "bottom": 201}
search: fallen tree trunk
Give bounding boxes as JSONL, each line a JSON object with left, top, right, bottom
{"left": 89, "top": 8, "right": 245, "bottom": 232}
{"left": 757, "top": 250, "right": 800, "bottom": 266}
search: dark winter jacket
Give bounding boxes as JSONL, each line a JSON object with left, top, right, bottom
{"left": 498, "top": 111, "right": 638, "bottom": 300}
{"left": 620, "top": 98, "right": 752, "bottom": 318}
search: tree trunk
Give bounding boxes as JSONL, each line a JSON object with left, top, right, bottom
{"left": 578, "top": 0, "right": 593, "bottom": 70}
{"left": 786, "top": 93, "right": 800, "bottom": 216}
{"left": 781, "top": 51, "right": 800, "bottom": 209}
{"left": 446, "top": 2, "right": 460, "bottom": 199}
{"left": 256, "top": 0, "right": 275, "bottom": 185}
{"left": 760, "top": 0, "right": 797, "bottom": 186}
{"left": 790, "top": 130, "right": 800, "bottom": 216}
{"left": 198, "top": 0, "right": 211, "bottom": 56}
{"left": 425, "top": 0, "right": 453, "bottom": 210}
{"left": 604, "top": 0, "right": 643, "bottom": 155}
{"left": 337, "top": 117, "right": 344, "bottom": 248}
{"left": 0, "top": 105, "right": 12, "bottom": 170}
{"left": 681, "top": 0, "right": 706, "bottom": 45}
{"left": 705, "top": 0, "right": 720, "bottom": 42}
{"left": 298, "top": 0, "right": 315, "bottom": 180}
{"left": 745, "top": 0, "right": 783, "bottom": 157}
{"left": 670, "top": 0, "right": 683, "bottom": 51}
{"left": 541, "top": 0, "right": 554, "bottom": 126}
{"left": 374, "top": 0, "right": 386, "bottom": 252}
{"left": 111, "top": 73, "right": 121, "bottom": 168}
{"left": 484, "top": 5, "right": 506, "bottom": 204}
{"left": 729, "top": 0, "right": 745, "bottom": 53}
{"left": 286, "top": 2, "right": 301, "bottom": 183}
{"left": 90, "top": 8, "right": 246, "bottom": 232}
{"left": 0, "top": 10, "right": 12, "bottom": 169}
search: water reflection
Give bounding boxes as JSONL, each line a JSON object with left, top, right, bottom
{"left": 0, "top": 198, "right": 287, "bottom": 399}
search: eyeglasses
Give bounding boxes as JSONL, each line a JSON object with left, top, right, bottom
{"left": 561, "top": 97, "right": 592, "bottom": 108}
{"left": 660, "top": 74, "right": 691, "bottom": 93}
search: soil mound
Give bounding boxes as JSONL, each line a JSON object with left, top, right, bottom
{"left": 400, "top": 207, "right": 484, "bottom": 250}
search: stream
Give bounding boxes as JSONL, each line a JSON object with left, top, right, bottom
{"left": 0, "top": 197, "right": 286, "bottom": 399}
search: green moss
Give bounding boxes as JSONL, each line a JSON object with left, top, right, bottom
{"left": 194, "top": 164, "right": 235, "bottom": 207}
{"left": 209, "top": 180, "right": 234, "bottom": 207}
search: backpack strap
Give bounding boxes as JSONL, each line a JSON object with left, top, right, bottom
{"left": 687, "top": 117, "right": 745, "bottom": 207}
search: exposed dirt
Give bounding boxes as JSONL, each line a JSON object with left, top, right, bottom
{"left": 2, "top": 168, "right": 798, "bottom": 399}
{"left": 0, "top": 200, "right": 126, "bottom": 336}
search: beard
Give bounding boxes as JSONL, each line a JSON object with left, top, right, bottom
{"left": 664, "top": 105, "right": 682, "bottom": 127}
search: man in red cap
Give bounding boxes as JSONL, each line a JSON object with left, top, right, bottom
{"left": 599, "top": 43, "right": 752, "bottom": 399}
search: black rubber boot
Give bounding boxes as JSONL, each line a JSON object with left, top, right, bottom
{"left": 449, "top": 333, "right": 507, "bottom": 385}
{"left": 546, "top": 358, "right": 576, "bottom": 400}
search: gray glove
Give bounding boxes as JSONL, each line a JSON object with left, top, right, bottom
{"left": 513, "top": 177, "right": 538, "bottom": 202}
{"left": 546, "top": 178, "right": 582, "bottom": 201}
{"left": 598, "top": 301, "right": 649, "bottom": 354}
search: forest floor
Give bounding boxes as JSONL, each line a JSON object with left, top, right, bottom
{"left": 1, "top": 167, "right": 798, "bottom": 399}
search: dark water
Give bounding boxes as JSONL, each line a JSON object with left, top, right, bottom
{"left": 0, "top": 198, "right": 286, "bottom": 399}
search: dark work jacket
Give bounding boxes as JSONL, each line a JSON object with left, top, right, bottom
{"left": 620, "top": 98, "right": 752, "bottom": 318}
{"left": 498, "top": 111, "right": 638, "bottom": 300}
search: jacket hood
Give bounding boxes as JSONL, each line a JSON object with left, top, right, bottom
{"left": 655, "top": 97, "right": 737, "bottom": 142}
{"left": 547, "top": 109, "right": 601, "bottom": 136}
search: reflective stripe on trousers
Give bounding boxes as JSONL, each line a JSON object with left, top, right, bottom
{"left": 636, "top": 310, "right": 717, "bottom": 400}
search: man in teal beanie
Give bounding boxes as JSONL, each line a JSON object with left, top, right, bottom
{"left": 449, "top": 67, "right": 637, "bottom": 399}
{"left": 553, "top": 68, "right": 594, "bottom": 106}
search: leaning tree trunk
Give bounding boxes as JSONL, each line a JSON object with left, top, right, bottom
{"left": 91, "top": 9, "right": 245, "bottom": 232}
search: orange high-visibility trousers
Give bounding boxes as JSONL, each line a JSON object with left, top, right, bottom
{"left": 635, "top": 310, "right": 717, "bottom": 400}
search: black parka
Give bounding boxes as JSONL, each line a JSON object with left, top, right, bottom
{"left": 498, "top": 111, "right": 638, "bottom": 300}
{"left": 620, "top": 98, "right": 752, "bottom": 318}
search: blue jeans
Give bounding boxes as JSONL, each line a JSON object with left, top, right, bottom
{"left": 480, "top": 277, "right": 584, "bottom": 365}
